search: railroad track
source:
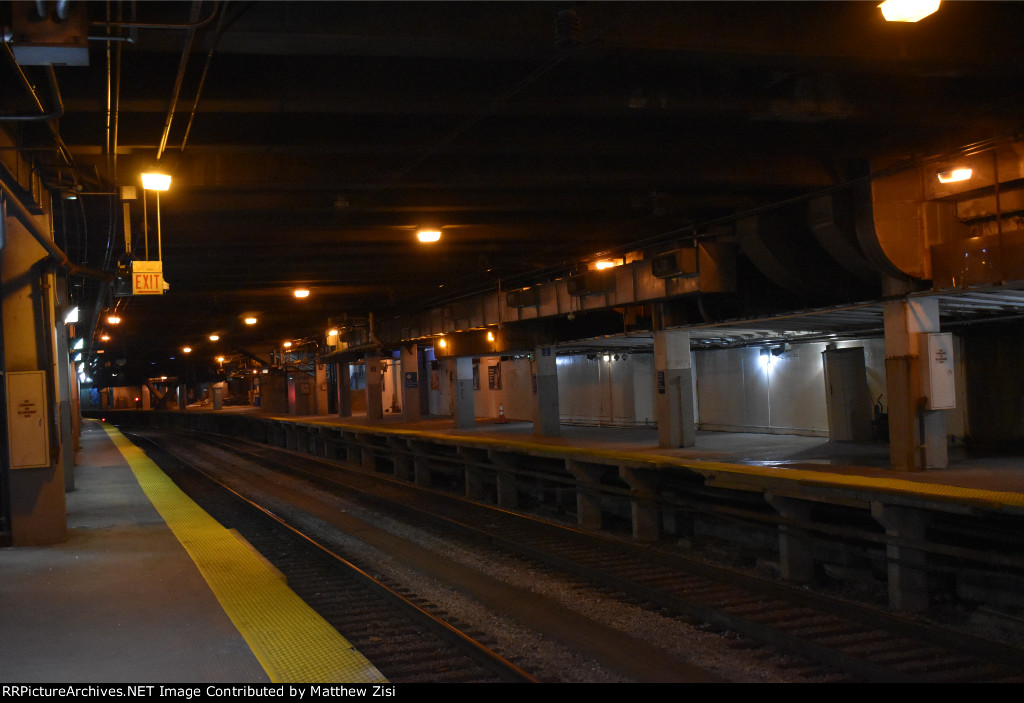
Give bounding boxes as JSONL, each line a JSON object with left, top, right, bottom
{"left": 127, "top": 431, "right": 537, "bottom": 684}
{"left": 127, "top": 426, "right": 1024, "bottom": 683}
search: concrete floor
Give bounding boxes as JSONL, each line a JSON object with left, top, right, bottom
{"left": 0, "top": 421, "right": 269, "bottom": 683}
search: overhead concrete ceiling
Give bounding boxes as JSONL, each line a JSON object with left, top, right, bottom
{"left": 4, "top": 1, "right": 1024, "bottom": 382}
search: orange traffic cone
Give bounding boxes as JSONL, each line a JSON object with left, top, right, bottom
{"left": 497, "top": 404, "right": 507, "bottom": 423}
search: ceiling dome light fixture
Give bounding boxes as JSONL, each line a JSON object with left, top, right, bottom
{"left": 937, "top": 167, "right": 973, "bottom": 184}
{"left": 878, "top": 0, "right": 940, "bottom": 23}
{"left": 417, "top": 229, "right": 442, "bottom": 243}
{"left": 141, "top": 172, "right": 172, "bottom": 191}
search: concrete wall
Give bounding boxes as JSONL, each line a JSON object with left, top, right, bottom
{"left": 556, "top": 353, "right": 656, "bottom": 427}
{"left": 694, "top": 339, "right": 888, "bottom": 437}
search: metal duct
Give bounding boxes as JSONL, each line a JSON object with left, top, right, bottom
{"left": 0, "top": 178, "right": 111, "bottom": 281}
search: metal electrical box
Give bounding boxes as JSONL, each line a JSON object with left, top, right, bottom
{"left": 6, "top": 370, "right": 51, "bottom": 469}
{"left": 921, "top": 332, "right": 956, "bottom": 410}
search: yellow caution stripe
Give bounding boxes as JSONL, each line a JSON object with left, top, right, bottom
{"left": 103, "top": 423, "right": 388, "bottom": 684}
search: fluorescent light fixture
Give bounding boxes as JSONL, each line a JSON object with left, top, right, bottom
{"left": 73, "top": 353, "right": 82, "bottom": 361}
{"left": 107, "top": 315, "right": 121, "bottom": 325}
{"left": 73, "top": 338, "right": 84, "bottom": 350}
{"left": 878, "top": 0, "right": 940, "bottom": 22}
{"left": 244, "top": 317, "right": 258, "bottom": 325}
{"left": 594, "top": 260, "right": 617, "bottom": 270}
{"left": 100, "top": 334, "right": 110, "bottom": 341}
{"left": 209, "top": 334, "right": 220, "bottom": 341}
{"left": 327, "top": 328, "right": 339, "bottom": 337}
{"left": 182, "top": 346, "right": 192, "bottom": 353}
{"left": 283, "top": 341, "right": 292, "bottom": 348}
{"left": 417, "top": 229, "right": 442, "bottom": 243}
{"left": 64, "top": 306, "right": 79, "bottom": 324}
{"left": 293, "top": 288, "right": 310, "bottom": 298}
{"left": 141, "top": 172, "right": 172, "bottom": 191}
{"left": 937, "top": 167, "right": 972, "bottom": 184}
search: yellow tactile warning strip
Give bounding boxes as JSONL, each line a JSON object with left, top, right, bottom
{"left": 101, "top": 422, "right": 388, "bottom": 684}
{"left": 264, "top": 414, "right": 1024, "bottom": 511}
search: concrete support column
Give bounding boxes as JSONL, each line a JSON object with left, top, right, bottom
{"left": 618, "top": 466, "right": 661, "bottom": 542}
{"left": 766, "top": 492, "right": 816, "bottom": 584}
{"left": 400, "top": 344, "right": 421, "bottom": 423}
{"left": 364, "top": 352, "right": 384, "bottom": 422}
{"left": 388, "top": 438, "right": 413, "bottom": 481}
{"left": 566, "top": 459, "right": 604, "bottom": 531}
{"left": 141, "top": 385, "right": 151, "bottom": 411}
{"left": 883, "top": 288, "right": 947, "bottom": 470}
{"left": 410, "top": 441, "right": 432, "bottom": 486}
{"left": 454, "top": 356, "right": 475, "bottom": 429}
{"left": 336, "top": 362, "right": 352, "bottom": 417}
{"left": 872, "top": 502, "right": 932, "bottom": 612}
{"left": 294, "top": 425, "right": 308, "bottom": 452}
{"left": 487, "top": 450, "right": 519, "bottom": 509}
{"left": 533, "top": 345, "right": 560, "bottom": 437}
{"left": 345, "top": 435, "right": 361, "bottom": 465}
{"left": 459, "top": 447, "right": 487, "bottom": 501}
{"left": 654, "top": 329, "right": 695, "bottom": 448}
{"left": 177, "top": 384, "right": 188, "bottom": 411}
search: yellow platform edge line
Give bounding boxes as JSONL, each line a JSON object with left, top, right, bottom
{"left": 100, "top": 422, "right": 388, "bottom": 684}
{"left": 260, "top": 414, "right": 1024, "bottom": 510}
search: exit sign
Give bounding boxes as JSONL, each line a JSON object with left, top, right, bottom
{"left": 132, "top": 261, "right": 165, "bottom": 295}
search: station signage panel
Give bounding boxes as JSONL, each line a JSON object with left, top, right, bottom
{"left": 132, "top": 261, "right": 165, "bottom": 295}
{"left": 6, "top": 370, "right": 50, "bottom": 469}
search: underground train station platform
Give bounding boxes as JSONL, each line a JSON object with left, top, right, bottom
{"left": 5, "top": 407, "right": 1024, "bottom": 682}
{"left": 0, "top": 419, "right": 387, "bottom": 684}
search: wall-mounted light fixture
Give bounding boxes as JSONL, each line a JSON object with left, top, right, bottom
{"left": 107, "top": 315, "right": 121, "bottom": 325}
{"left": 417, "top": 229, "right": 442, "bottom": 243}
{"left": 293, "top": 288, "right": 310, "bottom": 298}
{"left": 182, "top": 346, "right": 192, "bottom": 353}
{"left": 209, "top": 334, "right": 220, "bottom": 342}
{"left": 936, "top": 167, "right": 972, "bottom": 184}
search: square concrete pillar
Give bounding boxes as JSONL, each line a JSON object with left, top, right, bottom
{"left": 883, "top": 291, "right": 947, "bottom": 470}
{"left": 364, "top": 352, "right": 384, "bottom": 421}
{"left": 533, "top": 346, "right": 560, "bottom": 436}
{"left": 336, "top": 362, "right": 352, "bottom": 417}
{"left": 454, "top": 356, "right": 475, "bottom": 429}
{"left": 654, "top": 330, "right": 695, "bottom": 448}
{"left": 400, "top": 344, "right": 421, "bottom": 423}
